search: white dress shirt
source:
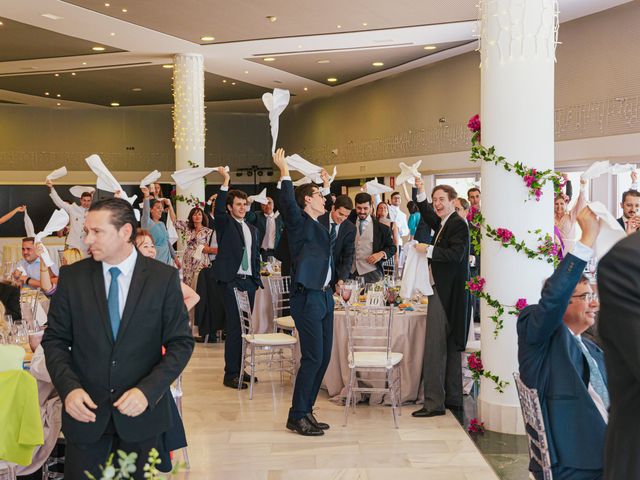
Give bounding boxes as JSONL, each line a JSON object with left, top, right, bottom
{"left": 236, "top": 218, "right": 253, "bottom": 275}
{"left": 50, "top": 187, "right": 89, "bottom": 255}
{"left": 261, "top": 212, "right": 277, "bottom": 250}
{"left": 388, "top": 204, "right": 409, "bottom": 239}
{"left": 102, "top": 247, "right": 138, "bottom": 319}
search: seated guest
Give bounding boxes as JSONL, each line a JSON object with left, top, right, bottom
{"left": 12, "top": 237, "right": 59, "bottom": 289}
{"left": 518, "top": 207, "right": 606, "bottom": 480}
{"left": 141, "top": 186, "right": 178, "bottom": 266}
{"left": 376, "top": 202, "right": 400, "bottom": 267}
{"left": 350, "top": 192, "right": 396, "bottom": 283}
{"left": 319, "top": 195, "right": 356, "bottom": 292}
{"left": 247, "top": 196, "right": 284, "bottom": 261}
{"left": 0, "top": 205, "right": 26, "bottom": 226}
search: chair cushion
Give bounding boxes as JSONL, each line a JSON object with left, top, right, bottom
{"left": 275, "top": 316, "right": 295, "bottom": 329}
{"left": 465, "top": 340, "right": 481, "bottom": 353}
{"left": 244, "top": 333, "right": 297, "bottom": 345}
{"left": 351, "top": 351, "right": 403, "bottom": 368}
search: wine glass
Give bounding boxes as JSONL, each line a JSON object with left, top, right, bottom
{"left": 341, "top": 284, "right": 352, "bottom": 304}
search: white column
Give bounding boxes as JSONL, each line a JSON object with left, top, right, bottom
{"left": 478, "top": 0, "right": 558, "bottom": 434}
{"left": 173, "top": 53, "right": 205, "bottom": 220}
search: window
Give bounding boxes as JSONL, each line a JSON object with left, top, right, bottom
{"left": 434, "top": 173, "right": 480, "bottom": 199}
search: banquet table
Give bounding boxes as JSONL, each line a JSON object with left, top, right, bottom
{"left": 323, "top": 306, "right": 427, "bottom": 405}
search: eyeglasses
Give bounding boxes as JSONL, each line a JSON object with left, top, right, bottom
{"left": 571, "top": 292, "right": 598, "bottom": 302}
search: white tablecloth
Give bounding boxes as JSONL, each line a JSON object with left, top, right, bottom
{"left": 252, "top": 275, "right": 276, "bottom": 333}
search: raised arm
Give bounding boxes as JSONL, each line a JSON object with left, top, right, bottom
{"left": 141, "top": 186, "right": 152, "bottom": 229}
{"left": 47, "top": 180, "right": 72, "bottom": 214}
{"left": 567, "top": 177, "right": 587, "bottom": 222}
{"left": 164, "top": 198, "right": 177, "bottom": 224}
{"left": 273, "top": 148, "right": 304, "bottom": 229}
{"left": 413, "top": 176, "right": 441, "bottom": 231}
{"left": 0, "top": 205, "right": 26, "bottom": 225}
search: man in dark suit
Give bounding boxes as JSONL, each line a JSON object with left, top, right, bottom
{"left": 42, "top": 198, "right": 194, "bottom": 479}
{"left": 616, "top": 188, "right": 640, "bottom": 233}
{"left": 349, "top": 192, "right": 396, "bottom": 283}
{"left": 247, "top": 196, "right": 284, "bottom": 260}
{"left": 412, "top": 178, "right": 470, "bottom": 418}
{"left": 319, "top": 195, "right": 356, "bottom": 291}
{"left": 274, "top": 148, "right": 334, "bottom": 436}
{"left": 211, "top": 167, "right": 263, "bottom": 390}
{"left": 598, "top": 227, "right": 640, "bottom": 479}
{"left": 519, "top": 208, "right": 607, "bottom": 480}
{"left": 0, "top": 283, "right": 21, "bottom": 320}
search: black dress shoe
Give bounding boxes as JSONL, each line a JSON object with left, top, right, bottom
{"left": 306, "top": 413, "right": 330, "bottom": 430}
{"left": 411, "top": 408, "right": 446, "bottom": 418}
{"left": 286, "top": 417, "right": 324, "bottom": 436}
{"left": 223, "top": 377, "right": 248, "bottom": 389}
{"left": 242, "top": 372, "right": 258, "bottom": 383}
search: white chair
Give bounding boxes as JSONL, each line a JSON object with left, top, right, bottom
{"left": 267, "top": 275, "right": 296, "bottom": 333}
{"left": 343, "top": 306, "right": 403, "bottom": 428}
{"left": 381, "top": 257, "right": 396, "bottom": 279}
{"left": 171, "top": 374, "right": 190, "bottom": 470}
{"left": 234, "top": 288, "right": 298, "bottom": 400}
{"left": 513, "top": 373, "right": 553, "bottom": 480}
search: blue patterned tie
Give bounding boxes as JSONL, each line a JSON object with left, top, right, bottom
{"left": 574, "top": 336, "right": 609, "bottom": 409}
{"left": 108, "top": 267, "right": 122, "bottom": 339}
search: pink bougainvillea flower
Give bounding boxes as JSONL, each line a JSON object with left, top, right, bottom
{"left": 496, "top": 228, "right": 514, "bottom": 243}
{"left": 515, "top": 298, "right": 528, "bottom": 311}
{"left": 467, "top": 114, "right": 481, "bottom": 133}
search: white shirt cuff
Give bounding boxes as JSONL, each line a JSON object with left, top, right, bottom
{"left": 282, "top": 176, "right": 291, "bottom": 181}
{"left": 416, "top": 192, "right": 427, "bottom": 203}
{"left": 571, "top": 242, "right": 593, "bottom": 262}
{"left": 631, "top": 182, "right": 638, "bottom": 190}
{"left": 427, "top": 245, "right": 434, "bottom": 259}
{"left": 580, "top": 184, "right": 587, "bottom": 192}
{"left": 320, "top": 187, "right": 330, "bottom": 196}
{"left": 220, "top": 185, "right": 229, "bottom": 191}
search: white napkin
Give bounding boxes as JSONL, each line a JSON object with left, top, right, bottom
{"left": 46, "top": 166, "right": 67, "bottom": 181}
{"left": 35, "top": 302, "right": 48, "bottom": 328}
{"left": 35, "top": 209, "right": 70, "bottom": 267}
{"left": 172, "top": 166, "right": 228, "bottom": 189}
{"left": 17, "top": 266, "right": 27, "bottom": 276}
{"left": 69, "top": 186, "right": 96, "bottom": 198}
{"left": 192, "top": 244, "right": 205, "bottom": 261}
{"left": 401, "top": 240, "right": 434, "bottom": 298}
{"left": 286, "top": 154, "right": 322, "bottom": 178}
{"left": 133, "top": 209, "right": 141, "bottom": 222}
{"left": 292, "top": 176, "right": 312, "bottom": 186}
{"left": 586, "top": 201, "right": 626, "bottom": 258}
{"left": 24, "top": 208, "right": 36, "bottom": 238}
{"left": 396, "top": 160, "right": 422, "bottom": 186}
{"left": 262, "top": 88, "right": 291, "bottom": 153}
{"left": 86, "top": 154, "right": 121, "bottom": 193}
{"left": 167, "top": 215, "right": 179, "bottom": 244}
{"left": 581, "top": 160, "right": 610, "bottom": 181}
{"left": 249, "top": 187, "right": 269, "bottom": 205}
{"left": 140, "top": 170, "right": 161, "bottom": 188}
{"left": 365, "top": 178, "right": 393, "bottom": 195}
{"left": 610, "top": 163, "right": 637, "bottom": 175}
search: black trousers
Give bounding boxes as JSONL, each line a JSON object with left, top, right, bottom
{"left": 289, "top": 286, "right": 334, "bottom": 420}
{"left": 220, "top": 276, "right": 257, "bottom": 380}
{"left": 64, "top": 424, "right": 157, "bottom": 480}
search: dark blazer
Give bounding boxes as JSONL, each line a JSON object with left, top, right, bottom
{"left": 318, "top": 212, "right": 356, "bottom": 284}
{"left": 417, "top": 198, "right": 470, "bottom": 350}
{"left": 598, "top": 232, "right": 640, "bottom": 479}
{"left": 616, "top": 216, "right": 625, "bottom": 230}
{"left": 211, "top": 188, "right": 262, "bottom": 287}
{"left": 0, "top": 283, "right": 21, "bottom": 320}
{"left": 246, "top": 209, "right": 284, "bottom": 250}
{"left": 347, "top": 210, "right": 397, "bottom": 273}
{"left": 279, "top": 179, "right": 332, "bottom": 290}
{"left": 42, "top": 253, "right": 194, "bottom": 444}
{"left": 518, "top": 253, "right": 607, "bottom": 474}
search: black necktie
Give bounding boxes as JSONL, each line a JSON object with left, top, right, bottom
{"left": 329, "top": 223, "right": 337, "bottom": 255}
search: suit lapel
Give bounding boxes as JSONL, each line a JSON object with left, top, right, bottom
{"left": 115, "top": 254, "right": 149, "bottom": 344}
{"left": 91, "top": 261, "right": 114, "bottom": 344}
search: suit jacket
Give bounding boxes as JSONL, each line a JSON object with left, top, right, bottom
{"left": 246, "top": 209, "right": 284, "bottom": 251}
{"left": 279, "top": 179, "right": 332, "bottom": 290}
{"left": 347, "top": 211, "right": 397, "bottom": 273}
{"left": 211, "top": 188, "right": 262, "bottom": 287}
{"left": 42, "top": 254, "right": 194, "bottom": 444}
{"left": 417, "top": 199, "right": 470, "bottom": 350}
{"left": 318, "top": 213, "right": 356, "bottom": 284}
{"left": 518, "top": 253, "right": 607, "bottom": 473}
{"left": 616, "top": 216, "right": 625, "bottom": 230}
{"left": 0, "top": 283, "right": 21, "bottom": 320}
{"left": 597, "top": 232, "right": 640, "bottom": 479}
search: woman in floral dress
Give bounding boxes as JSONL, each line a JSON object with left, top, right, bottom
{"left": 175, "top": 207, "right": 214, "bottom": 288}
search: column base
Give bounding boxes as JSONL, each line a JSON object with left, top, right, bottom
{"left": 477, "top": 397, "right": 525, "bottom": 435}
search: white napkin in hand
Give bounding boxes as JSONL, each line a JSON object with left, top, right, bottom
{"left": 166, "top": 215, "right": 179, "bottom": 244}
{"left": 86, "top": 154, "right": 121, "bottom": 192}
{"left": 24, "top": 208, "right": 36, "bottom": 238}
{"left": 172, "top": 166, "right": 227, "bottom": 189}
{"left": 17, "top": 266, "right": 27, "bottom": 276}
{"left": 365, "top": 178, "right": 393, "bottom": 195}
{"left": 586, "top": 201, "right": 626, "bottom": 258}
{"left": 396, "top": 160, "right": 422, "bottom": 186}
{"left": 610, "top": 163, "right": 637, "bottom": 175}
{"left": 262, "top": 88, "right": 291, "bottom": 153}
{"left": 140, "top": 170, "right": 161, "bottom": 188}
{"left": 286, "top": 154, "right": 322, "bottom": 178}
{"left": 192, "top": 244, "right": 205, "bottom": 261}
{"left": 249, "top": 187, "right": 269, "bottom": 205}
{"left": 46, "top": 166, "right": 67, "bottom": 181}
{"left": 292, "top": 176, "right": 312, "bottom": 186}
{"left": 581, "top": 161, "right": 610, "bottom": 181}
{"left": 34, "top": 209, "right": 70, "bottom": 267}
{"left": 69, "top": 186, "right": 96, "bottom": 198}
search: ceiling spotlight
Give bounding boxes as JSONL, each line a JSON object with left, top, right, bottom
{"left": 56, "top": 102, "right": 61, "bottom": 106}
{"left": 372, "top": 61, "right": 384, "bottom": 67}
{"left": 92, "top": 46, "right": 106, "bottom": 51}
{"left": 44, "top": 92, "right": 50, "bottom": 96}
{"left": 110, "top": 32, "right": 115, "bottom": 36}
{"left": 362, "top": 22, "right": 368, "bottom": 26}
{"left": 121, "top": 8, "right": 127, "bottom": 12}
{"left": 336, "top": 24, "right": 342, "bottom": 28}
{"left": 244, "top": 70, "right": 249, "bottom": 74}
{"left": 162, "top": 64, "right": 174, "bottom": 68}
{"left": 56, "top": 93, "right": 61, "bottom": 97}
{"left": 297, "top": 44, "right": 302, "bottom": 49}
{"left": 327, "top": 77, "right": 338, "bottom": 83}
{"left": 132, "top": 87, "right": 142, "bottom": 92}
{"left": 303, "top": 87, "right": 308, "bottom": 91}
{"left": 82, "top": 62, "right": 87, "bottom": 65}
{"left": 71, "top": 72, "right": 76, "bottom": 76}
{"left": 231, "top": 82, "right": 236, "bottom": 85}
{"left": 266, "top": 15, "right": 277, "bottom": 22}
{"left": 54, "top": 73, "right": 60, "bottom": 77}
{"left": 317, "top": 59, "right": 330, "bottom": 64}
{"left": 110, "top": 102, "right": 120, "bottom": 107}
{"left": 222, "top": 79, "right": 227, "bottom": 83}
{"left": 424, "top": 45, "right": 437, "bottom": 50}
{"left": 104, "top": 2, "right": 110, "bottom": 6}
{"left": 200, "top": 36, "right": 215, "bottom": 41}
{"left": 263, "top": 57, "right": 275, "bottom": 62}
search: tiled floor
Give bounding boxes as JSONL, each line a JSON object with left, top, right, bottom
{"left": 173, "top": 343, "right": 500, "bottom": 480}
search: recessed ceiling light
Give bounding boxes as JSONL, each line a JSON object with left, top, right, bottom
{"left": 273, "top": 80, "right": 283, "bottom": 84}
{"left": 110, "top": 32, "right": 115, "bottom": 36}
{"left": 121, "top": 8, "right": 127, "bottom": 13}
{"left": 104, "top": 2, "right": 110, "bottom": 6}
{"left": 110, "top": 102, "right": 120, "bottom": 107}
{"left": 424, "top": 45, "right": 437, "bottom": 50}
{"left": 54, "top": 73, "right": 59, "bottom": 77}
{"left": 92, "top": 46, "right": 106, "bottom": 51}
{"left": 132, "top": 87, "right": 142, "bottom": 92}
{"left": 263, "top": 57, "right": 275, "bottom": 62}
{"left": 44, "top": 92, "right": 50, "bottom": 96}
{"left": 56, "top": 94, "right": 61, "bottom": 98}
{"left": 82, "top": 62, "right": 87, "bottom": 65}
{"left": 222, "top": 79, "right": 227, "bottom": 83}
{"left": 162, "top": 64, "right": 174, "bottom": 68}
{"left": 41, "top": 13, "right": 64, "bottom": 20}
{"left": 244, "top": 70, "right": 249, "bottom": 74}
{"left": 303, "top": 87, "right": 308, "bottom": 91}
{"left": 327, "top": 77, "right": 338, "bottom": 83}
{"left": 317, "top": 59, "right": 330, "bottom": 64}
{"left": 362, "top": 22, "right": 368, "bottom": 26}
{"left": 372, "top": 61, "right": 384, "bottom": 67}
{"left": 201, "top": 36, "right": 215, "bottom": 41}
{"left": 71, "top": 72, "right": 76, "bottom": 76}
{"left": 336, "top": 24, "right": 342, "bottom": 28}
{"left": 56, "top": 102, "right": 61, "bottom": 106}
{"left": 231, "top": 82, "right": 236, "bottom": 85}
{"left": 266, "top": 15, "right": 277, "bottom": 22}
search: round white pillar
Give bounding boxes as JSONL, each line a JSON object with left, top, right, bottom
{"left": 173, "top": 53, "right": 205, "bottom": 220}
{"left": 477, "top": 0, "right": 558, "bottom": 434}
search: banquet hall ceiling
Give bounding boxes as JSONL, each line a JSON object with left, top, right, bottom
{"left": 0, "top": 0, "right": 632, "bottom": 111}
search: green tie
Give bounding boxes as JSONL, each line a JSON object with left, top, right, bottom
{"left": 241, "top": 246, "right": 249, "bottom": 271}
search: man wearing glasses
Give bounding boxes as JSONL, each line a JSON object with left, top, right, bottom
{"left": 517, "top": 207, "right": 606, "bottom": 480}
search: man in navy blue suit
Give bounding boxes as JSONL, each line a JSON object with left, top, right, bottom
{"left": 518, "top": 207, "right": 607, "bottom": 480}
{"left": 274, "top": 148, "right": 335, "bottom": 436}
{"left": 211, "top": 167, "right": 263, "bottom": 390}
